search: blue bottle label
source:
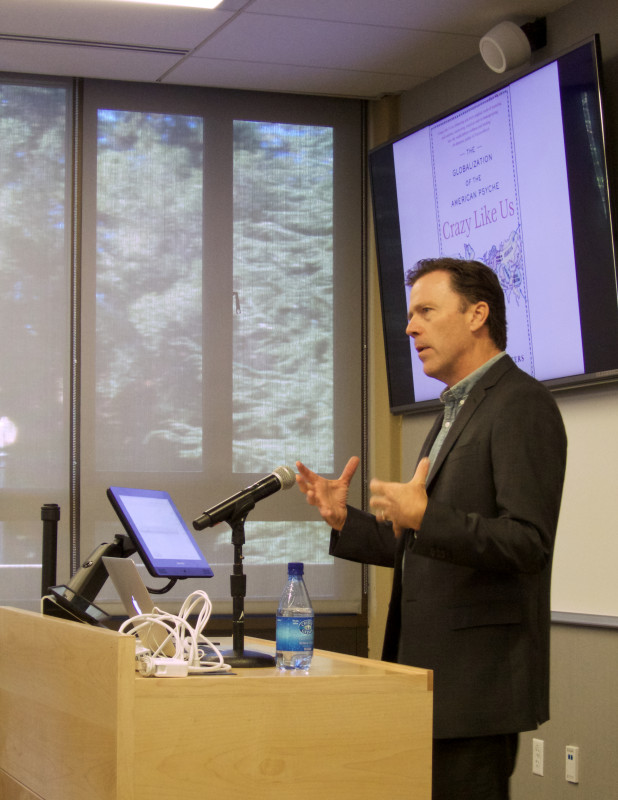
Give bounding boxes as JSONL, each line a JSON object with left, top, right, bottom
{"left": 276, "top": 616, "right": 314, "bottom": 652}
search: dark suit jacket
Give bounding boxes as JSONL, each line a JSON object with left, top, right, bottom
{"left": 331, "top": 355, "right": 567, "bottom": 739}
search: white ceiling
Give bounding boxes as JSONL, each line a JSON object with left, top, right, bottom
{"left": 0, "top": 0, "right": 572, "bottom": 99}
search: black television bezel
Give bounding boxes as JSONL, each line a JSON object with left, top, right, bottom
{"left": 369, "top": 35, "right": 618, "bottom": 415}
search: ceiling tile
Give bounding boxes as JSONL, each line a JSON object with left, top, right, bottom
{"left": 245, "top": 0, "right": 570, "bottom": 34}
{"left": 0, "top": 39, "right": 181, "bottom": 82}
{"left": 192, "top": 15, "right": 479, "bottom": 77}
{"left": 1, "top": 0, "right": 238, "bottom": 50}
{"left": 163, "top": 54, "right": 423, "bottom": 97}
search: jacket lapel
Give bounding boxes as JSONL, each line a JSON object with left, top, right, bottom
{"left": 425, "top": 355, "right": 514, "bottom": 489}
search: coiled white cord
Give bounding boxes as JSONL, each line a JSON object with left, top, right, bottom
{"left": 119, "top": 589, "right": 231, "bottom": 676}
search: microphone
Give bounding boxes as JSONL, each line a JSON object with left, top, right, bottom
{"left": 192, "top": 465, "right": 296, "bottom": 530}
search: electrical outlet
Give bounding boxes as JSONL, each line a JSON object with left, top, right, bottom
{"left": 566, "top": 745, "right": 579, "bottom": 783}
{"left": 532, "top": 738, "right": 544, "bottom": 776}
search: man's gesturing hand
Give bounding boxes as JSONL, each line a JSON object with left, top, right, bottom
{"left": 295, "top": 456, "right": 360, "bottom": 531}
{"left": 369, "top": 457, "right": 430, "bottom": 532}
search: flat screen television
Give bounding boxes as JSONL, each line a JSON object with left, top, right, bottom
{"left": 370, "top": 35, "right": 618, "bottom": 414}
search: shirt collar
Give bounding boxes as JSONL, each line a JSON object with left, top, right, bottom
{"left": 440, "top": 351, "right": 506, "bottom": 407}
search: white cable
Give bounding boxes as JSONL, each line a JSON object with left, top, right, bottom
{"left": 118, "top": 589, "right": 231, "bottom": 676}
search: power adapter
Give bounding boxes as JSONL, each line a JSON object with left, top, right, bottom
{"left": 137, "top": 655, "right": 189, "bottom": 678}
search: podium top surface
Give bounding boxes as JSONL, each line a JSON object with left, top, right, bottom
{"left": 0, "top": 604, "right": 432, "bottom": 687}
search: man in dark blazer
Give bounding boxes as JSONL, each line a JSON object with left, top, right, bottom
{"left": 296, "top": 258, "right": 567, "bottom": 800}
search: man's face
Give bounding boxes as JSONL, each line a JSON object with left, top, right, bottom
{"left": 405, "top": 270, "right": 476, "bottom": 387}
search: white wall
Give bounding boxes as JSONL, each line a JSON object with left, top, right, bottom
{"left": 371, "top": 0, "right": 618, "bottom": 795}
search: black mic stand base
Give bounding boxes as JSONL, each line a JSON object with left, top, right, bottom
{"left": 219, "top": 650, "right": 275, "bottom": 669}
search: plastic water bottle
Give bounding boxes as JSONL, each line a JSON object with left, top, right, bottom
{"left": 276, "top": 562, "right": 314, "bottom": 670}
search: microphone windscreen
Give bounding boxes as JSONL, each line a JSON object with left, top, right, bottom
{"left": 273, "top": 465, "right": 296, "bottom": 490}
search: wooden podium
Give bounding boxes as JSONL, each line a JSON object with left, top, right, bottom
{"left": 0, "top": 607, "right": 432, "bottom": 800}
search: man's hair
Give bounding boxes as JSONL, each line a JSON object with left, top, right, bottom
{"left": 405, "top": 257, "right": 507, "bottom": 351}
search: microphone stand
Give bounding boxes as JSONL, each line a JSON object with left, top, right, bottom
{"left": 219, "top": 504, "right": 275, "bottom": 668}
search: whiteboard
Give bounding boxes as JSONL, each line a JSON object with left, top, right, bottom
{"left": 551, "top": 382, "right": 618, "bottom": 618}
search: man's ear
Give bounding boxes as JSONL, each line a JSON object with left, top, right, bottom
{"left": 469, "top": 301, "right": 490, "bottom": 332}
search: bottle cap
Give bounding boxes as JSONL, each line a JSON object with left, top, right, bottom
{"left": 288, "top": 562, "right": 304, "bottom": 576}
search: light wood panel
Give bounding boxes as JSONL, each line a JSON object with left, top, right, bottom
{"left": 0, "top": 607, "right": 432, "bottom": 800}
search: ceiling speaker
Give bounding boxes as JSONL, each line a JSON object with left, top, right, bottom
{"left": 479, "top": 21, "right": 531, "bottom": 73}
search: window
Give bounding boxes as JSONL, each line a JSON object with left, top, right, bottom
{"left": 0, "top": 77, "right": 72, "bottom": 607}
{"left": 1, "top": 76, "right": 364, "bottom": 615}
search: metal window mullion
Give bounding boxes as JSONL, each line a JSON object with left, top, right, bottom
{"left": 69, "top": 78, "right": 84, "bottom": 577}
{"left": 360, "top": 100, "right": 369, "bottom": 601}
